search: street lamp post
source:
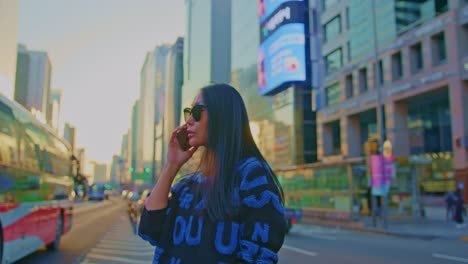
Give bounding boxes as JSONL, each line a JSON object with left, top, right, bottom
{"left": 370, "top": 0, "right": 388, "bottom": 228}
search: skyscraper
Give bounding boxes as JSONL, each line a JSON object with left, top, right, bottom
{"left": 231, "top": 0, "right": 318, "bottom": 168}
{"left": 63, "top": 123, "right": 76, "bottom": 154}
{"left": 162, "top": 37, "right": 184, "bottom": 167}
{"left": 0, "top": 0, "right": 20, "bottom": 99}
{"left": 14, "top": 46, "right": 52, "bottom": 124}
{"left": 131, "top": 100, "right": 139, "bottom": 182}
{"left": 49, "top": 89, "right": 63, "bottom": 133}
{"left": 93, "top": 163, "right": 108, "bottom": 183}
{"left": 77, "top": 147, "right": 87, "bottom": 175}
{"left": 137, "top": 46, "right": 170, "bottom": 177}
{"left": 181, "top": 0, "right": 232, "bottom": 173}
{"left": 183, "top": 0, "right": 232, "bottom": 108}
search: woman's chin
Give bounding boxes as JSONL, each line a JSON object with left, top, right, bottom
{"left": 188, "top": 138, "right": 199, "bottom": 147}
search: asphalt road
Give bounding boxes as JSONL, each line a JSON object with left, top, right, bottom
{"left": 14, "top": 198, "right": 468, "bottom": 264}
{"left": 279, "top": 224, "right": 468, "bottom": 263}
{"left": 15, "top": 199, "right": 124, "bottom": 264}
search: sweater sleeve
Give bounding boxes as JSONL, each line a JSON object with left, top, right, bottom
{"left": 138, "top": 177, "right": 190, "bottom": 246}
{"left": 235, "top": 159, "right": 287, "bottom": 264}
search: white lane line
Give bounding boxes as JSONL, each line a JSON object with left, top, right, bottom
{"left": 85, "top": 253, "right": 151, "bottom": 264}
{"left": 305, "top": 234, "right": 337, "bottom": 241}
{"left": 433, "top": 253, "right": 468, "bottom": 263}
{"left": 91, "top": 247, "right": 154, "bottom": 256}
{"left": 95, "top": 243, "right": 153, "bottom": 251}
{"left": 98, "top": 239, "right": 148, "bottom": 246}
{"left": 282, "top": 245, "right": 318, "bottom": 257}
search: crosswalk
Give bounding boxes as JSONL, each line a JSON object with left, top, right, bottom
{"left": 80, "top": 215, "right": 155, "bottom": 264}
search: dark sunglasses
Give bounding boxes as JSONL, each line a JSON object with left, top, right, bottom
{"left": 183, "top": 104, "right": 205, "bottom": 122}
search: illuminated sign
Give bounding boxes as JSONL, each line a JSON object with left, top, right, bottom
{"left": 258, "top": 0, "right": 303, "bottom": 24}
{"left": 257, "top": 0, "right": 308, "bottom": 96}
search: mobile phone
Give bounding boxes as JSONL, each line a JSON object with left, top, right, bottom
{"left": 176, "top": 127, "right": 190, "bottom": 151}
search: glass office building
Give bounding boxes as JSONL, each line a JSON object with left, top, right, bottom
{"left": 181, "top": 0, "right": 232, "bottom": 174}
{"left": 231, "top": 0, "right": 317, "bottom": 170}
{"left": 317, "top": 0, "right": 468, "bottom": 208}
{"left": 0, "top": 0, "right": 19, "bottom": 99}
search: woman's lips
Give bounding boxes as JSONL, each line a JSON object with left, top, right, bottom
{"left": 187, "top": 131, "right": 194, "bottom": 138}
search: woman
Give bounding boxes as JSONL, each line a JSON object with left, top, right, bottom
{"left": 139, "top": 83, "right": 287, "bottom": 263}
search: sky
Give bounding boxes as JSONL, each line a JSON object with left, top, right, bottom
{"left": 18, "top": 0, "right": 185, "bottom": 164}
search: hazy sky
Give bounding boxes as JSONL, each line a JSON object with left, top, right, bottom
{"left": 18, "top": 0, "right": 185, "bottom": 163}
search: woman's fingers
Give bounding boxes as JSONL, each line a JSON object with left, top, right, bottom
{"left": 187, "top": 146, "right": 198, "bottom": 155}
{"left": 170, "top": 125, "right": 186, "bottom": 143}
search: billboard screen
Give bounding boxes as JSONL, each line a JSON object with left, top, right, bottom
{"left": 257, "top": 0, "right": 308, "bottom": 96}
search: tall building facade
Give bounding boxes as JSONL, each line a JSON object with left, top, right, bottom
{"left": 0, "top": 0, "right": 20, "bottom": 99}
{"left": 14, "top": 46, "right": 53, "bottom": 124}
{"left": 49, "top": 89, "right": 63, "bottom": 133}
{"left": 110, "top": 155, "right": 120, "bottom": 185}
{"left": 231, "top": 0, "right": 318, "bottom": 169}
{"left": 317, "top": 0, "right": 468, "bottom": 201}
{"left": 137, "top": 46, "right": 170, "bottom": 180}
{"left": 76, "top": 147, "right": 87, "bottom": 175}
{"left": 131, "top": 100, "right": 139, "bottom": 182}
{"left": 183, "top": 0, "right": 232, "bottom": 108}
{"left": 162, "top": 37, "right": 184, "bottom": 167}
{"left": 152, "top": 46, "right": 171, "bottom": 180}
{"left": 93, "top": 163, "right": 108, "bottom": 183}
{"left": 63, "top": 123, "right": 76, "bottom": 154}
{"left": 182, "top": 0, "right": 232, "bottom": 173}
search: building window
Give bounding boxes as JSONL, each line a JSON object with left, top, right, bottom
{"left": 345, "top": 7, "right": 350, "bottom": 30}
{"left": 463, "top": 25, "right": 468, "bottom": 56}
{"left": 347, "top": 41, "right": 351, "bottom": 62}
{"left": 324, "top": 120, "right": 341, "bottom": 156}
{"left": 408, "top": 90, "right": 452, "bottom": 154}
{"left": 391, "top": 51, "right": 403, "bottom": 81}
{"left": 410, "top": 42, "right": 424, "bottom": 73}
{"left": 325, "top": 48, "right": 343, "bottom": 75}
{"left": 325, "top": 82, "right": 342, "bottom": 106}
{"left": 435, "top": 0, "right": 448, "bottom": 14}
{"left": 331, "top": 121, "right": 341, "bottom": 155}
{"left": 372, "top": 60, "right": 384, "bottom": 86}
{"left": 431, "top": 32, "right": 447, "bottom": 65}
{"left": 345, "top": 74, "right": 354, "bottom": 98}
{"left": 324, "top": 15, "right": 342, "bottom": 43}
{"left": 358, "top": 67, "right": 368, "bottom": 93}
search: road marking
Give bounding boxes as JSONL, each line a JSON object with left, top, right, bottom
{"left": 306, "top": 234, "right": 337, "bottom": 241}
{"left": 98, "top": 239, "right": 148, "bottom": 246}
{"left": 91, "top": 247, "right": 154, "bottom": 256}
{"left": 433, "top": 253, "right": 468, "bottom": 263}
{"left": 282, "top": 245, "right": 318, "bottom": 257}
{"left": 84, "top": 253, "right": 151, "bottom": 264}
{"left": 95, "top": 243, "right": 153, "bottom": 251}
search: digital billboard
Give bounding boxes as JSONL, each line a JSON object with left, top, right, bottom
{"left": 257, "top": 0, "right": 308, "bottom": 96}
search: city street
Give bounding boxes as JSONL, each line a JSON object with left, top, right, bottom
{"left": 15, "top": 199, "right": 125, "bottom": 264}
{"left": 12, "top": 198, "right": 468, "bottom": 264}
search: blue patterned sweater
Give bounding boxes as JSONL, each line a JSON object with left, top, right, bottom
{"left": 138, "top": 157, "right": 287, "bottom": 264}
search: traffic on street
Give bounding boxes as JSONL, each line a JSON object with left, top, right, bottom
{"left": 2, "top": 0, "right": 468, "bottom": 263}
{"left": 10, "top": 196, "right": 468, "bottom": 264}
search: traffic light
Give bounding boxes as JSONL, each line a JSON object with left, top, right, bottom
{"left": 144, "top": 167, "right": 150, "bottom": 173}
{"left": 129, "top": 167, "right": 134, "bottom": 172}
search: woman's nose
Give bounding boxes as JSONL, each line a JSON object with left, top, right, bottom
{"left": 186, "top": 115, "right": 195, "bottom": 126}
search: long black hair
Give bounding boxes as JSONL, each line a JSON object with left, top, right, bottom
{"left": 199, "top": 83, "right": 284, "bottom": 220}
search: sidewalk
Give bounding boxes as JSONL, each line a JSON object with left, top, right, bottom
{"left": 298, "top": 206, "right": 468, "bottom": 241}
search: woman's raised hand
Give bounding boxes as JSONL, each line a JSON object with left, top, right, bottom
{"left": 166, "top": 125, "right": 198, "bottom": 170}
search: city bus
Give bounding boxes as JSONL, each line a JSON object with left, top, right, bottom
{"left": 0, "top": 93, "right": 74, "bottom": 263}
